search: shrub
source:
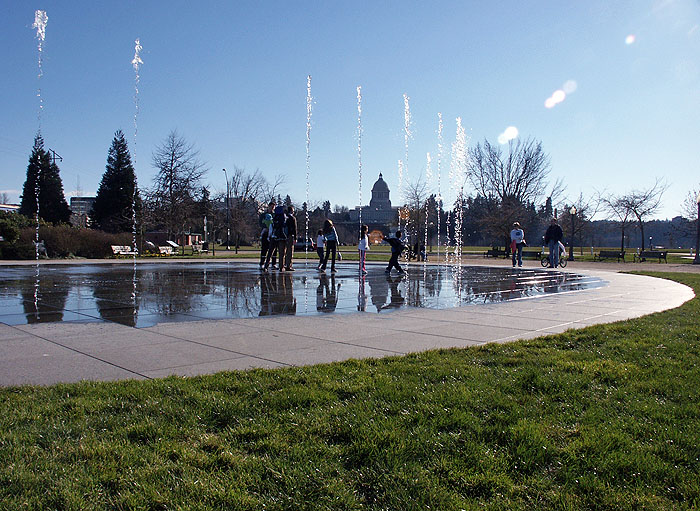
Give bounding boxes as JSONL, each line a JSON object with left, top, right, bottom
{"left": 4, "top": 225, "right": 133, "bottom": 259}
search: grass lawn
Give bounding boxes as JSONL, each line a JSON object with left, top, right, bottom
{"left": 1, "top": 272, "right": 699, "bottom": 510}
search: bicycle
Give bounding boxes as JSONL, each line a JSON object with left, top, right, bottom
{"left": 540, "top": 245, "right": 568, "bottom": 268}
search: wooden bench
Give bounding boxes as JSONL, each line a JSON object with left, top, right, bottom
{"left": 634, "top": 250, "right": 667, "bottom": 263}
{"left": 521, "top": 250, "right": 541, "bottom": 260}
{"left": 594, "top": 250, "right": 625, "bottom": 262}
{"left": 484, "top": 248, "right": 508, "bottom": 258}
{"left": 111, "top": 245, "right": 137, "bottom": 257}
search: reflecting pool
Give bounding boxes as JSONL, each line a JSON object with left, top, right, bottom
{"left": 0, "top": 263, "right": 605, "bottom": 328}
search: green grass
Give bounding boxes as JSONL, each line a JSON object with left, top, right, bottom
{"left": 1, "top": 272, "right": 699, "bottom": 510}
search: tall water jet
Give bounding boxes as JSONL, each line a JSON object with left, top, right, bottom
{"left": 32, "top": 10, "right": 48, "bottom": 317}
{"left": 131, "top": 38, "right": 143, "bottom": 311}
{"left": 436, "top": 113, "right": 443, "bottom": 265}
{"left": 304, "top": 75, "right": 313, "bottom": 313}
{"left": 424, "top": 152, "right": 432, "bottom": 269}
{"left": 131, "top": 39, "right": 143, "bottom": 256}
{"left": 356, "top": 86, "right": 363, "bottom": 231}
{"left": 397, "top": 159, "right": 404, "bottom": 230}
{"left": 401, "top": 93, "right": 412, "bottom": 234}
{"left": 450, "top": 117, "right": 468, "bottom": 296}
{"left": 305, "top": 75, "right": 313, "bottom": 257}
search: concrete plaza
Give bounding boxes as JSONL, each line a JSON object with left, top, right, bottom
{"left": 0, "top": 259, "right": 695, "bottom": 386}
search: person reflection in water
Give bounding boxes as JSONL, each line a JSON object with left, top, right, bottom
{"left": 381, "top": 274, "right": 405, "bottom": 311}
{"left": 260, "top": 272, "right": 296, "bottom": 316}
{"left": 316, "top": 273, "right": 341, "bottom": 313}
{"left": 357, "top": 275, "right": 367, "bottom": 311}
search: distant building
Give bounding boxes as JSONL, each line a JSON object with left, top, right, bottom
{"left": 348, "top": 173, "right": 398, "bottom": 225}
{"left": 69, "top": 196, "right": 96, "bottom": 227}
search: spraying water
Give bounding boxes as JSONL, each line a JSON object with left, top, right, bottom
{"left": 32, "top": 10, "right": 48, "bottom": 314}
{"left": 397, "top": 159, "right": 404, "bottom": 229}
{"left": 357, "top": 86, "right": 363, "bottom": 230}
{"left": 305, "top": 75, "right": 313, "bottom": 312}
{"left": 131, "top": 38, "right": 143, "bottom": 310}
{"left": 402, "top": 94, "right": 412, "bottom": 235}
{"left": 306, "top": 75, "right": 313, "bottom": 258}
{"left": 436, "top": 113, "right": 443, "bottom": 265}
{"left": 424, "top": 152, "right": 432, "bottom": 269}
{"left": 450, "top": 117, "right": 468, "bottom": 295}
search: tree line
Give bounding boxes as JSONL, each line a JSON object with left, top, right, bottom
{"left": 7, "top": 129, "right": 699, "bottom": 254}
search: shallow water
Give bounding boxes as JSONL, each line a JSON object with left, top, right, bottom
{"left": 0, "top": 263, "right": 604, "bottom": 328}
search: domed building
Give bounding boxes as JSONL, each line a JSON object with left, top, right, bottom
{"left": 348, "top": 173, "right": 398, "bottom": 225}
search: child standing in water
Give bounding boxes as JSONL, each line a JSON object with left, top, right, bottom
{"left": 358, "top": 225, "right": 369, "bottom": 274}
{"left": 316, "top": 229, "right": 325, "bottom": 269}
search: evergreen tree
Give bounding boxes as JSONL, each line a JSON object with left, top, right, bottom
{"left": 92, "top": 130, "right": 140, "bottom": 233}
{"left": 19, "top": 133, "right": 71, "bottom": 224}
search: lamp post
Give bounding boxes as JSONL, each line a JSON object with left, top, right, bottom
{"left": 568, "top": 206, "right": 576, "bottom": 261}
{"left": 222, "top": 168, "right": 230, "bottom": 250}
{"left": 694, "top": 192, "right": 700, "bottom": 265}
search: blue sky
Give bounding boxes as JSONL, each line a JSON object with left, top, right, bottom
{"left": 1, "top": 0, "right": 699, "bottom": 220}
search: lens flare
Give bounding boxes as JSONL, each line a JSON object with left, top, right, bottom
{"left": 497, "top": 126, "right": 519, "bottom": 144}
{"left": 545, "top": 89, "right": 566, "bottom": 109}
{"left": 625, "top": 34, "right": 636, "bottom": 45}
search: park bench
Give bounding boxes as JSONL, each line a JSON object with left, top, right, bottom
{"left": 158, "top": 246, "right": 174, "bottom": 256}
{"left": 111, "top": 245, "right": 137, "bottom": 257}
{"left": 634, "top": 250, "right": 667, "bottom": 263}
{"left": 521, "top": 250, "right": 541, "bottom": 260}
{"left": 484, "top": 248, "right": 508, "bottom": 258}
{"left": 594, "top": 250, "right": 625, "bottom": 263}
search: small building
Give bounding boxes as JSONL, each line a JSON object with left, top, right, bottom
{"left": 69, "top": 196, "right": 96, "bottom": 227}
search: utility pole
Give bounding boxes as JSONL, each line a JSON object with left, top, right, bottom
{"left": 47, "top": 148, "right": 63, "bottom": 165}
{"left": 222, "top": 168, "right": 230, "bottom": 250}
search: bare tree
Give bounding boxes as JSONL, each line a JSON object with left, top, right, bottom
{"left": 560, "top": 192, "right": 601, "bottom": 254}
{"left": 618, "top": 178, "right": 669, "bottom": 251}
{"left": 0, "top": 192, "right": 10, "bottom": 204}
{"left": 681, "top": 186, "right": 700, "bottom": 221}
{"left": 404, "top": 177, "right": 429, "bottom": 243}
{"left": 149, "top": 131, "right": 208, "bottom": 241}
{"left": 468, "top": 137, "right": 551, "bottom": 205}
{"left": 227, "top": 167, "right": 267, "bottom": 252}
{"left": 600, "top": 194, "right": 635, "bottom": 252}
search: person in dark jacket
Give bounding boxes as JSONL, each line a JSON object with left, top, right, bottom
{"left": 284, "top": 205, "right": 297, "bottom": 271}
{"left": 384, "top": 230, "right": 407, "bottom": 274}
{"left": 544, "top": 217, "right": 564, "bottom": 268}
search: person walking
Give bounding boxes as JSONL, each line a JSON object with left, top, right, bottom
{"left": 358, "top": 224, "right": 370, "bottom": 274}
{"left": 384, "top": 230, "right": 407, "bottom": 274}
{"left": 284, "top": 205, "right": 297, "bottom": 271}
{"left": 510, "top": 222, "right": 526, "bottom": 267}
{"left": 315, "top": 229, "right": 325, "bottom": 269}
{"left": 319, "top": 219, "right": 339, "bottom": 273}
{"left": 544, "top": 217, "right": 563, "bottom": 268}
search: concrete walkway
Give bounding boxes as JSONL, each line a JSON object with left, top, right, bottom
{"left": 0, "top": 262, "right": 694, "bottom": 386}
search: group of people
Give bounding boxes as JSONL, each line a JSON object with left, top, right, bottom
{"left": 510, "top": 217, "right": 565, "bottom": 268}
{"left": 259, "top": 198, "right": 410, "bottom": 276}
{"left": 259, "top": 200, "right": 298, "bottom": 272}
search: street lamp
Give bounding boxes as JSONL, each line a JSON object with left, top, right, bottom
{"left": 222, "top": 168, "right": 230, "bottom": 250}
{"left": 568, "top": 206, "right": 576, "bottom": 261}
{"left": 694, "top": 192, "right": 700, "bottom": 265}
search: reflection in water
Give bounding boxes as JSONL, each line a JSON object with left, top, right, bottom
{"left": 22, "top": 271, "right": 69, "bottom": 323}
{"left": 316, "top": 274, "right": 340, "bottom": 313}
{"left": 260, "top": 272, "right": 296, "bottom": 316}
{"left": 0, "top": 263, "right": 605, "bottom": 327}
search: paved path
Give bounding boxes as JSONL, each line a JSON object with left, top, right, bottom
{"left": 0, "top": 262, "right": 694, "bottom": 386}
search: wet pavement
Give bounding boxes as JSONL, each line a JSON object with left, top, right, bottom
{"left": 0, "top": 262, "right": 604, "bottom": 327}
{"left": 0, "top": 261, "right": 694, "bottom": 386}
